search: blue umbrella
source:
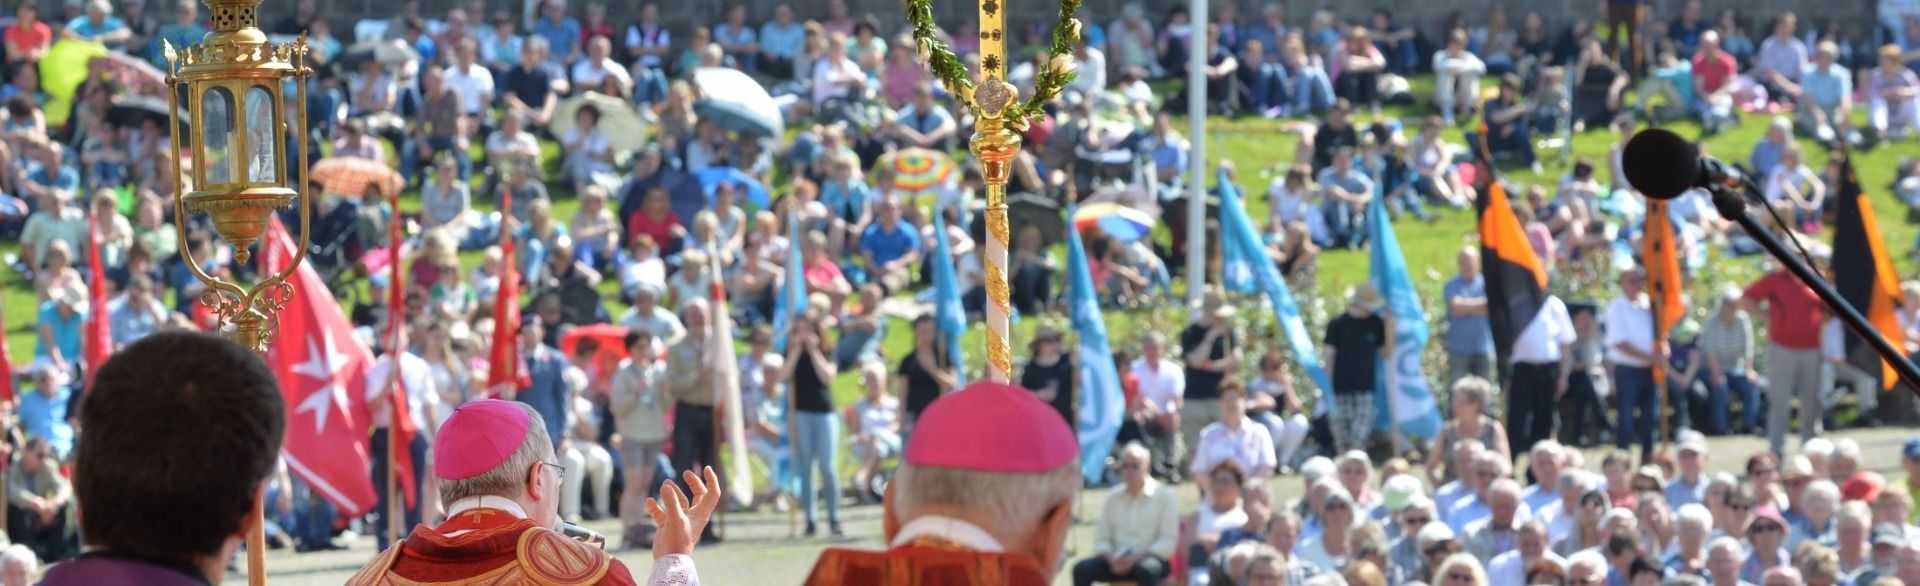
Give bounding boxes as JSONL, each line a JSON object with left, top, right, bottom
{"left": 693, "top": 167, "right": 771, "bottom": 210}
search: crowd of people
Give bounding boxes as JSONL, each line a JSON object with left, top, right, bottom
{"left": 0, "top": 0, "right": 1917, "bottom": 583}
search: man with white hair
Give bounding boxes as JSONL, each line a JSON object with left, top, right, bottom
{"left": 1433, "top": 439, "right": 1485, "bottom": 513}
{"left": 1831, "top": 438, "right": 1862, "bottom": 482}
{"left": 807, "top": 382, "right": 1079, "bottom": 585}
{"left": 1463, "top": 479, "right": 1527, "bottom": 563}
{"left": 1804, "top": 437, "right": 1836, "bottom": 478}
{"left": 1488, "top": 520, "right": 1563, "bottom": 584}
{"left": 1791, "top": 479, "right": 1841, "bottom": 550}
{"left": 0, "top": 545, "right": 37, "bottom": 586}
{"left": 1669, "top": 432, "right": 1710, "bottom": 509}
{"left": 1566, "top": 550, "right": 1609, "bottom": 586}
{"left": 1521, "top": 441, "right": 1566, "bottom": 513}
{"left": 1072, "top": 442, "right": 1177, "bottom": 586}
{"left": 1541, "top": 470, "right": 1600, "bottom": 544}
{"left": 347, "top": 400, "right": 713, "bottom": 584}
{"left": 1669, "top": 504, "right": 1713, "bottom": 575}
{"left": 1446, "top": 451, "right": 1529, "bottom": 535}
{"left": 1706, "top": 536, "right": 1748, "bottom": 586}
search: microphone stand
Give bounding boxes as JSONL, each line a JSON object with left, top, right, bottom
{"left": 1704, "top": 183, "right": 1920, "bottom": 394}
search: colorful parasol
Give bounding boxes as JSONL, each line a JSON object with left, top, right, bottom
{"left": 310, "top": 156, "right": 406, "bottom": 199}
{"left": 560, "top": 323, "right": 633, "bottom": 376}
{"left": 1073, "top": 202, "right": 1157, "bottom": 243}
{"left": 877, "top": 148, "right": 957, "bottom": 210}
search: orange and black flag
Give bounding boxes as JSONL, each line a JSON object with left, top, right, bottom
{"left": 1830, "top": 153, "right": 1904, "bottom": 389}
{"left": 1643, "top": 202, "right": 1685, "bottom": 344}
{"left": 1476, "top": 179, "right": 1548, "bottom": 368}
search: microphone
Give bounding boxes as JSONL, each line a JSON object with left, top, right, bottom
{"left": 560, "top": 522, "right": 607, "bottom": 549}
{"left": 1620, "top": 128, "right": 1751, "bottom": 200}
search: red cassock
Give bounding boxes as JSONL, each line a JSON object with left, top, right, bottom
{"left": 345, "top": 508, "right": 637, "bottom": 586}
{"left": 803, "top": 537, "right": 1052, "bottom": 586}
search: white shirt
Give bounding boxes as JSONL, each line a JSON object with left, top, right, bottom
{"left": 570, "top": 58, "right": 632, "bottom": 92}
{"left": 811, "top": 57, "right": 863, "bottom": 105}
{"left": 1512, "top": 296, "right": 1576, "bottom": 364}
{"left": 1539, "top": 500, "right": 1574, "bottom": 544}
{"left": 367, "top": 352, "right": 440, "bottom": 431}
{"left": 1604, "top": 295, "right": 1655, "bottom": 367}
{"left": 889, "top": 515, "right": 1003, "bottom": 551}
{"left": 1188, "top": 421, "right": 1277, "bottom": 477}
{"left": 1521, "top": 482, "right": 1561, "bottom": 516}
{"left": 444, "top": 62, "right": 496, "bottom": 114}
{"left": 1489, "top": 549, "right": 1564, "bottom": 585}
{"left": 1129, "top": 358, "right": 1184, "bottom": 413}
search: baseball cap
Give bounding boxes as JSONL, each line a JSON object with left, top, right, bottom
{"left": 1873, "top": 523, "right": 1907, "bottom": 548}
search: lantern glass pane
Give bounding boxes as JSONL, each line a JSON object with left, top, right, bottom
{"left": 245, "top": 86, "right": 278, "bottom": 183}
{"left": 201, "top": 87, "right": 235, "bottom": 184}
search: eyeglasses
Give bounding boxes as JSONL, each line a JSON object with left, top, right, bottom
{"left": 1424, "top": 544, "right": 1453, "bottom": 555}
{"left": 1729, "top": 502, "right": 1753, "bottom": 511}
{"left": 1120, "top": 461, "right": 1145, "bottom": 470}
{"left": 1477, "top": 470, "right": 1499, "bottom": 479}
{"left": 1751, "top": 467, "right": 1777, "bottom": 476}
{"left": 1404, "top": 516, "right": 1432, "bottom": 525}
{"left": 1325, "top": 502, "right": 1350, "bottom": 511}
{"left": 1751, "top": 523, "right": 1783, "bottom": 534}
{"left": 539, "top": 461, "right": 567, "bottom": 487}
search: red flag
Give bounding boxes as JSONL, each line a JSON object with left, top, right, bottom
{"left": 0, "top": 304, "right": 14, "bottom": 402}
{"left": 83, "top": 214, "right": 111, "bottom": 390}
{"left": 386, "top": 190, "right": 419, "bottom": 510}
{"left": 262, "top": 217, "right": 378, "bottom": 515}
{"left": 487, "top": 187, "right": 528, "bottom": 391}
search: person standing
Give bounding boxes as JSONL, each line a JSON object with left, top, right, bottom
{"left": 1021, "top": 326, "right": 1078, "bottom": 430}
{"left": 666, "top": 299, "right": 723, "bottom": 541}
{"left": 610, "top": 330, "right": 669, "bottom": 549}
{"left": 1745, "top": 264, "right": 1826, "bottom": 455}
{"left": 1698, "top": 287, "right": 1760, "bottom": 435}
{"left": 1181, "top": 293, "right": 1241, "bottom": 468}
{"left": 779, "top": 310, "right": 842, "bottom": 537}
{"left": 1605, "top": 268, "right": 1659, "bottom": 460}
{"left": 366, "top": 324, "right": 441, "bottom": 553}
{"left": 1507, "top": 293, "right": 1576, "bottom": 453}
{"left": 1444, "top": 249, "right": 1495, "bottom": 385}
{"left": 1324, "top": 283, "right": 1389, "bottom": 454}
{"left": 1129, "top": 333, "right": 1185, "bottom": 481}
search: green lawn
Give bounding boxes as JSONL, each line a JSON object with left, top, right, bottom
{"left": 9, "top": 77, "right": 1916, "bottom": 422}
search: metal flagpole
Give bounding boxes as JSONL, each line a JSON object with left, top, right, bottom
{"left": 1185, "top": 0, "right": 1209, "bottom": 313}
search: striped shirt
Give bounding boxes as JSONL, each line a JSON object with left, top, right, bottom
{"left": 1698, "top": 311, "right": 1754, "bottom": 375}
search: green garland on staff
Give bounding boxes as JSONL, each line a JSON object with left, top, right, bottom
{"left": 904, "top": 0, "right": 1082, "bottom": 131}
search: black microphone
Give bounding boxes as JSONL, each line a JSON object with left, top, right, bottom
{"left": 1620, "top": 128, "right": 1751, "bottom": 200}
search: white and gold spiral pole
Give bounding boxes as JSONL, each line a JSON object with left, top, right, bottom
{"left": 908, "top": 0, "right": 1080, "bottom": 381}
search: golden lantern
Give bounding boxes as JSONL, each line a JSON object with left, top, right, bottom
{"left": 161, "top": 0, "right": 311, "bottom": 582}
{"left": 161, "top": 0, "right": 312, "bottom": 355}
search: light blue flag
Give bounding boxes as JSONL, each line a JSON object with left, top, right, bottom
{"left": 1366, "top": 196, "right": 1443, "bottom": 440}
{"left": 772, "top": 211, "right": 809, "bottom": 352}
{"left": 1218, "top": 169, "right": 1258, "bottom": 294}
{"left": 931, "top": 211, "right": 968, "bottom": 385}
{"left": 1217, "top": 175, "right": 1333, "bottom": 393}
{"left": 1066, "top": 208, "right": 1124, "bottom": 484}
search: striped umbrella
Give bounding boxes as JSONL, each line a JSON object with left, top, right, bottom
{"left": 877, "top": 148, "right": 956, "bottom": 210}
{"left": 1073, "top": 202, "right": 1156, "bottom": 242}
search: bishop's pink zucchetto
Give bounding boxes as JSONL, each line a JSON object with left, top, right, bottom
{"left": 433, "top": 399, "right": 533, "bottom": 481}
{"left": 904, "top": 381, "right": 1077, "bottom": 474}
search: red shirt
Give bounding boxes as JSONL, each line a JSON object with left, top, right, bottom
{"left": 626, "top": 210, "right": 681, "bottom": 249}
{"left": 4, "top": 22, "right": 50, "bottom": 62}
{"left": 1692, "top": 50, "right": 1737, "bottom": 95}
{"left": 1744, "top": 269, "right": 1826, "bottom": 349}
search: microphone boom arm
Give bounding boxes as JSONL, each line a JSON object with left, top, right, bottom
{"left": 1704, "top": 183, "right": 1920, "bottom": 396}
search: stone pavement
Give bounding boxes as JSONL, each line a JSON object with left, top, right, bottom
{"left": 227, "top": 425, "right": 1920, "bottom": 585}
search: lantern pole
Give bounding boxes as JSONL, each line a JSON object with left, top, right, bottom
{"left": 163, "top": 0, "right": 313, "bottom": 581}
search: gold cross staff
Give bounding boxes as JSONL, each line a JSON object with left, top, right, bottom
{"left": 908, "top": 0, "right": 1082, "bottom": 381}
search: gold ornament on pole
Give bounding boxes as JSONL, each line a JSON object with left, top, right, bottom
{"left": 908, "top": 0, "right": 1081, "bottom": 381}
{"left": 162, "top": 0, "right": 312, "bottom": 581}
